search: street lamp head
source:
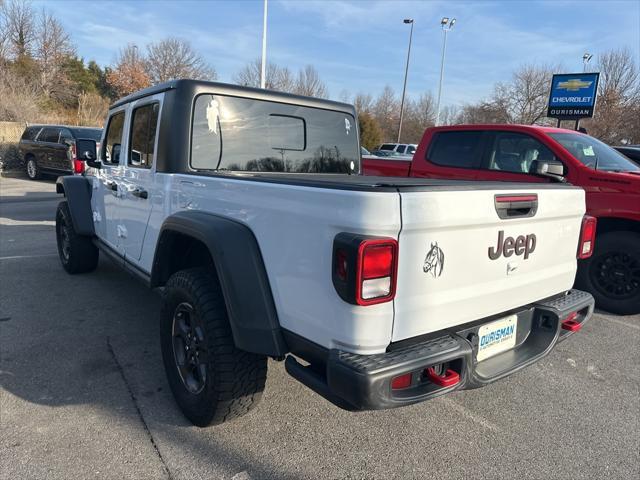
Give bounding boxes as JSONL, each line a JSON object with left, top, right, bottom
{"left": 583, "top": 52, "right": 593, "bottom": 62}
{"left": 404, "top": 18, "right": 414, "bottom": 24}
{"left": 441, "top": 17, "right": 449, "bottom": 25}
{"left": 450, "top": 18, "right": 456, "bottom": 27}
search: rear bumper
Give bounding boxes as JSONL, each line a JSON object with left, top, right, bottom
{"left": 285, "top": 289, "right": 594, "bottom": 410}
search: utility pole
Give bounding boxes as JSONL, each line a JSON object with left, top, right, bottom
{"left": 397, "top": 19, "right": 414, "bottom": 143}
{"left": 435, "top": 17, "right": 456, "bottom": 126}
{"left": 260, "top": 0, "right": 268, "bottom": 89}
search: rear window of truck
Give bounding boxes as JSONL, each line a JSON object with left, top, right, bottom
{"left": 70, "top": 128, "right": 103, "bottom": 141}
{"left": 428, "top": 131, "right": 483, "bottom": 168}
{"left": 191, "top": 94, "right": 359, "bottom": 174}
{"left": 21, "top": 127, "right": 40, "bottom": 141}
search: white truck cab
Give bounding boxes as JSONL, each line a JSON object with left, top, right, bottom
{"left": 56, "top": 80, "right": 595, "bottom": 426}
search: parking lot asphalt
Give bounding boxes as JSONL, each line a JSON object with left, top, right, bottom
{"left": 1, "top": 173, "right": 638, "bottom": 480}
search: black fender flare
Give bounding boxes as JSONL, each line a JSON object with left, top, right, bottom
{"left": 56, "top": 176, "right": 95, "bottom": 236}
{"left": 151, "top": 211, "right": 288, "bottom": 357}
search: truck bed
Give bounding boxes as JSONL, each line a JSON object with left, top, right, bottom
{"left": 149, "top": 171, "right": 587, "bottom": 353}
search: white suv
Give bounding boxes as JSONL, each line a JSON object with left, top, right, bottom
{"left": 376, "top": 143, "right": 417, "bottom": 157}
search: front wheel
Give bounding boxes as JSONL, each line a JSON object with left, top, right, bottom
{"left": 576, "top": 231, "right": 640, "bottom": 315}
{"left": 160, "top": 268, "right": 268, "bottom": 427}
{"left": 55, "top": 201, "right": 99, "bottom": 274}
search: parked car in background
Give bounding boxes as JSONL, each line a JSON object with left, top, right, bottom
{"left": 614, "top": 145, "right": 640, "bottom": 166}
{"left": 19, "top": 125, "right": 103, "bottom": 180}
{"left": 376, "top": 142, "right": 417, "bottom": 157}
{"left": 363, "top": 124, "right": 640, "bottom": 315}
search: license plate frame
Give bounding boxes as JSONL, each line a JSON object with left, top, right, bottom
{"left": 476, "top": 314, "right": 518, "bottom": 362}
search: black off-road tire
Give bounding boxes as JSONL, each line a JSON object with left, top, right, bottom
{"left": 160, "top": 268, "right": 268, "bottom": 427}
{"left": 25, "top": 155, "right": 40, "bottom": 180}
{"left": 55, "top": 201, "right": 99, "bottom": 274}
{"left": 576, "top": 231, "right": 640, "bottom": 315}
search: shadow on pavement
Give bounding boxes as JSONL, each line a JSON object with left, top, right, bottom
{"left": 0, "top": 249, "right": 305, "bottom": 479}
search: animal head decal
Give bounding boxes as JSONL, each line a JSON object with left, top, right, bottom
{"left": 423, "top": 242, "right": 444, "bottom": 278}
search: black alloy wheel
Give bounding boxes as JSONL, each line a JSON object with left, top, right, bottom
{"left": 590, "top": 251, "right": 640, "bottom": 301}
{"left": 171, "top": 302, "right": 208, "bottom": 395}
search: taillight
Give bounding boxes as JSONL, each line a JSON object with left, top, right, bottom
{"left": 73, "top": 159, "right": 84, "bottom": 174}
{"left": 578, "top": 215, "right": 597, "bottom": 259}
{"left": 356, "top": 240, "right": 397, "bottom": 305}
{"left": 332, "top": 234, "right": 398, "bottom": 306}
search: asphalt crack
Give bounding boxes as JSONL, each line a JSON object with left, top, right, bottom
{"left": 107, "top": 337, "right": 173, "bottom": 480}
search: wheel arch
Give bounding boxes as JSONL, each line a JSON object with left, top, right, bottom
{"left": 55, "top": 176, "right": 94, "bottom": 236}
{"left": 595, "top": 217, "right": 640, "bottom": 236}
{"left": 151, "top": 211, "right": 288, "bottom": 357}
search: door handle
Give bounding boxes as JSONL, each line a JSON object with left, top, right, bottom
{"left": 131, "top": 188, "right": 148, "bottom": 199}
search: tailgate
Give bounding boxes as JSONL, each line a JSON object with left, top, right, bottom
{"left": 393, "top": 187, "right": 585, "bottom": 341}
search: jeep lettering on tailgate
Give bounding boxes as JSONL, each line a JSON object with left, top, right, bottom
{"left": 488, "top": 231, "right": 537, "bottom": 260}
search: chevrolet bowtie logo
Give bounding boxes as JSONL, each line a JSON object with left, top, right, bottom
{"left": 557, "top": 79, "right": 593, "bottom": 91}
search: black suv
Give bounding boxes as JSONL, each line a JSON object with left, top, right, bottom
{"left": 19, "top": 125, "right": 103, "bottom": 180}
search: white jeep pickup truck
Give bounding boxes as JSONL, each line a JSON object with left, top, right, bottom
{"left": 55, "top": 80, "right": 595, "bottom": 427}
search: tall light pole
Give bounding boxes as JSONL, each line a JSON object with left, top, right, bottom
{"left": 260, "top": 0, "right": 268, "bottom": 88}
{"left": 397, "top": 18, "right": 414, "bottom": 143}
{"left": 582, "top": 52, "right": 593, "bottom": 72}
{"left": 435, "top": 17, "right": 455, "bottom": 126}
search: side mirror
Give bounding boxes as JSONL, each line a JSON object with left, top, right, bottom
{"left": 76, "top": 138, "right": 100, "bottom": 168}
{"left": 531, "top": 159, "right": 565, "bottom": 181}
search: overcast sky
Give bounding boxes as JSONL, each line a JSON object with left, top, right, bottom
{"left": 33, "top": 0, "right": 640, "bottom": 106}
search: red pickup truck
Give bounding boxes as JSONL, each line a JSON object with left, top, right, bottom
{"left": 363, "top": 124, "right": 640, "bottom": 315}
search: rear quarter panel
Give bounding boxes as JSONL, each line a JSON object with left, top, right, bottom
{"left": 140, "top": 174, "right": 403, "bottom": 354}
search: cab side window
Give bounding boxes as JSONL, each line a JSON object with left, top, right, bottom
{"left": 128, "top": 103, "right": 159, "bottom": 168}
{"left": 427, "top": 131, "right": 483, "bottom": 168}
{"left": 102, "top": 112, "right": 125, "bottom": 164}
{"left": 487, "top": 132, "right": 557, "bottom": 174}
{"left": 39, "top": 127, "right": 60, "bottom": 144}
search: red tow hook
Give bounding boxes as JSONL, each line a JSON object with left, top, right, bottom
{"left": 425, "top": 367, "right": 460, "bottom": 387}
{"left": 561, "top": 312, "right": 582, "bottom": 332}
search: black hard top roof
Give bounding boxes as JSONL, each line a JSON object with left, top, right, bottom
{"left": 27, "top": 124, "right": 102, "bottom": 130}
{"left": 109, "top": 79, "right": 356, "bottom": 115}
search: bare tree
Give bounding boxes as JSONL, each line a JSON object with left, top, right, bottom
{"left": 456, "top": 101, "right": 508, "bottom": 124}
{"left": 0, "top": 66, "right": 40, "bottom": 121}
{"left": 438, "top": 104, "right": 460, "bottom": 126}
{"left": 490, "top": 63, "right": 557, "bottom": 124}
{"left": 0, "top": 3, "right": 9, "bottom": 62}
{"left": 398, "top": 92, "right": 437, "bottom": 143}
{"left": 77, "top": 91, "right": 109, "bottom": 126}
{"left": 233, "top": 58, "right": 295, "bottom": 92}
{"left": 146, "top": 37, "right": 216, "bottom": 84}
{"left": 457, "top": 63, "right": 556, "bottom": 126}
{"left": 352, "top": 92, "right": 374, "bottom": 115}
{"left": 1, "top": 0, "right": 35, "bottom": 58}
{"left": 295, "top": 65, "right": 328, "bottom": 98}
{"left": 583, "top": 48, "right": 640, "bottom": 143}
{"left": 34, "top": 9, "right": 75, "bottom": 97}
{"left": 338, "top": 89, "right": 351, "bottom": 103}
{"left": 372, "top": 85, "right": 399, "bottom": 141}
{"left": 106, "top": 44, "right": 151, "bottom": 97}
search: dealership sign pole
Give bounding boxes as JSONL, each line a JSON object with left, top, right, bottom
{"left": 547, "top": 72, "right": 600, "bottom": 130}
